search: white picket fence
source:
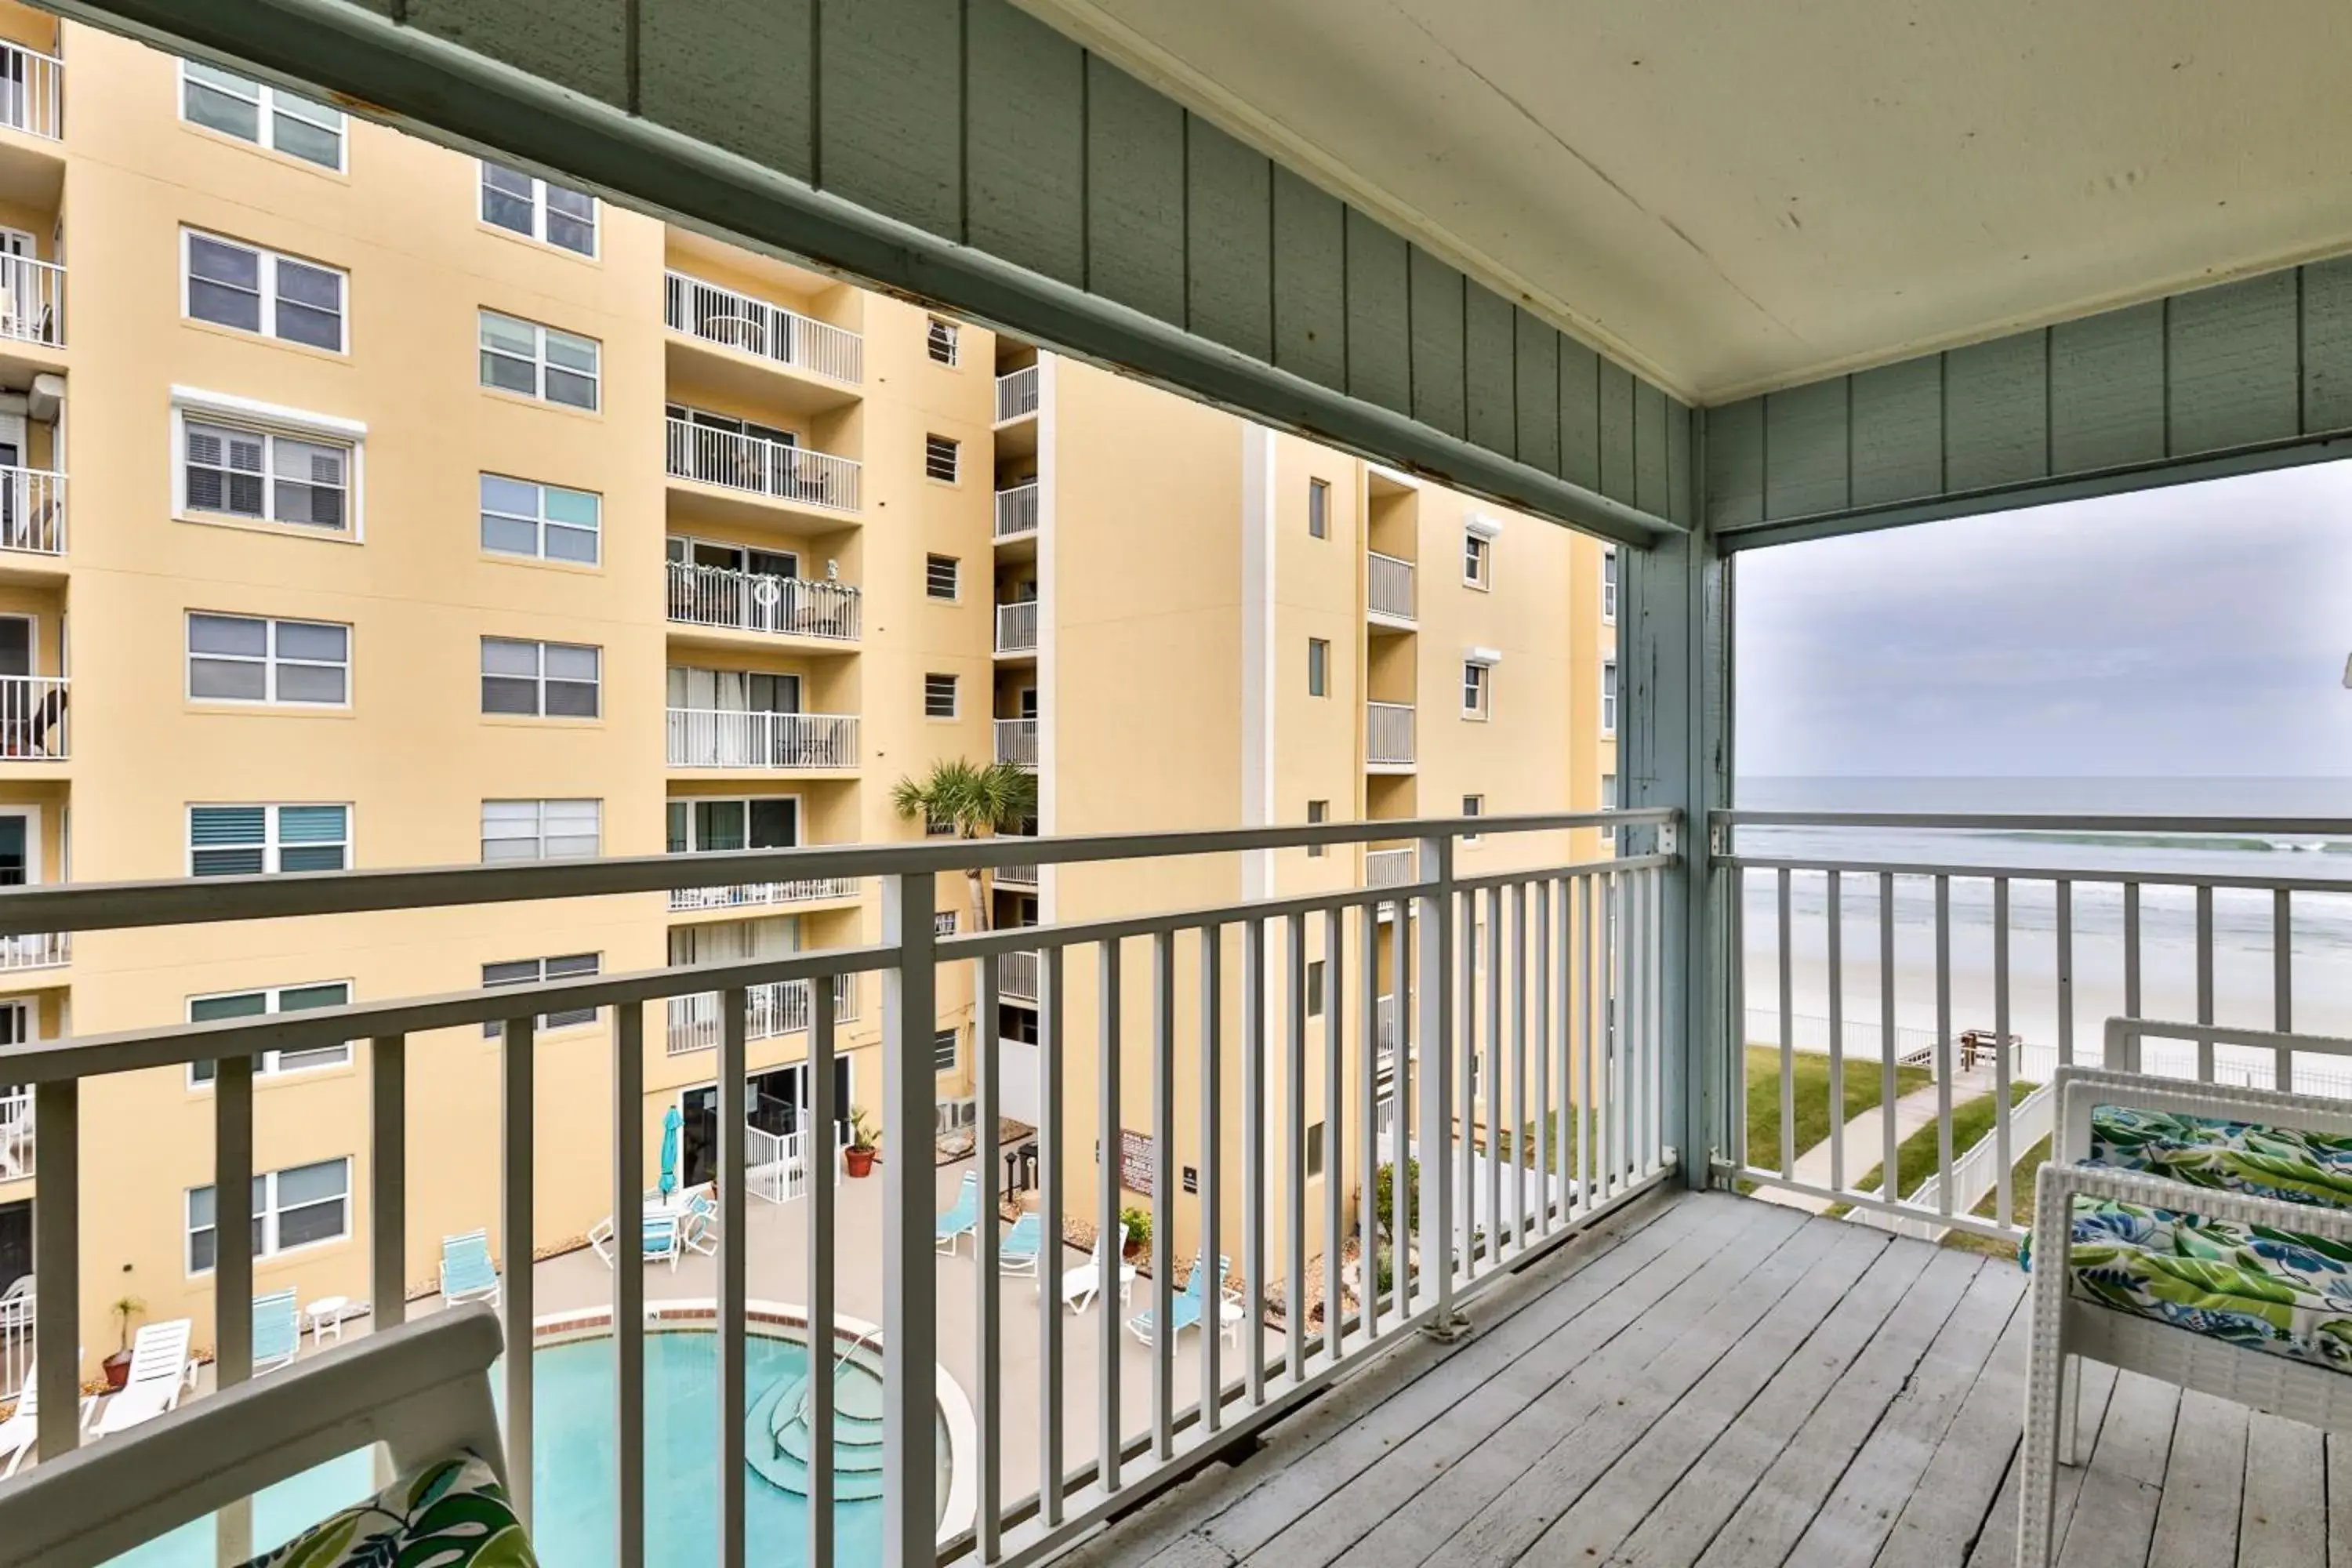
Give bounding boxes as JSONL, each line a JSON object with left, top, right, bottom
{"left": 1856, "top": 1080, "right": 2056, "bottom": 1242}
{"left": 746, "top": 1120, "right": 846, "bottom": 1205}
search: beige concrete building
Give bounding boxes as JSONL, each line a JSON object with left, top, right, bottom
{"left": 0, "top": 10, "right": 1611, "bottom": 1372}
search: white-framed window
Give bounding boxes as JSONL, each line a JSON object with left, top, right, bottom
{"left": 1602, "top": 659, "right": 1617, "bottom": 735}
{"left": 1602, "top": 546, "right": 1618, "bottom": 622}
{"left": 479, "top": 474, "right": 600, "bottom": 564}
{"left": 1602, "top": 772, "right": 1617, "bottom": 845}
{"left": 1461, "top": 793, "right": 1484, "bottom": 843}
{"left": 187, "top": 1157, "right": 350, "bottom": 1273}
{"left": 924, "top": 435, "right": 960, "bottom": 483}
{"left": 1463, "top": 531, "right": 1492, "bottom": 589}
{"left": 189, "top": 804, "right": 349, "bottom": 876}
{"left": 926, "top": 318, "right": 960, "bottom": 365}
{"left": 479, "top": 310, "right": 600, "bottom": 410}
{"left": 1307, "top": 959, "right": 1326, "bottom": 1018}
{"left": 933, "top": 1026, "right": 960, "bottom": 1073}
{"left": 479, "top": 161, "right": 597, "bottom": 256}
{"left": 183, "top": 229, "right": 346, "bottom": 352}
{"left": 187, "top": 981, "right": 354, "bottom": 1085}
{"left": 481, "top": 637, "right": 601, "bottom": 718}
{"left": 1308, "top": 477, "right": 1330, "bottom": 539}
{"left": 481, "top": 799, "right": 601, "bottom": 862}
{"left": 483, "top": 953, "right": 601, "bottom": 1036}
{"left": 187, "top": 612, "right": 350, "bottom": 706}
{"left": 1462, "top": 659, "right": 1491, "bottom": 719}
{"left": 1306, "top": 799, "right": 1328, "bottom": 859}
{"left": 179, "top": 60, "right": 346, "bottom": 170}
{"left": 180, "top": 416, "right": 353, "bottom": 534}
{"left": 925, "top": 554, "right": 960, "bottom": 601}
{"left": 1308, "top": 637, "right": 1330, "bottom": 698}
{"left": 667, "top": 797, "right": 797, "bottom": 854}
{"left": 924, "top": 673, "right": 958, "bottom": 719}
{"left": 935, "top": 910, "right": 959, "bottom": 937}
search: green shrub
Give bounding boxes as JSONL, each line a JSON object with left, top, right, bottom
{"left": 1373, "top": 1159, "right": 1419, "bottom": 1236}
{"left": 1119, "top": 1204, "right": 1152, "bottom": 1253}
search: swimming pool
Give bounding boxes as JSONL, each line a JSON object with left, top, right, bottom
{"left": 104, "top": 1305, "right": 971, "bottom": 1567}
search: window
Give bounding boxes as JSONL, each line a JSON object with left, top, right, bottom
{"left": 933, "top": 1027, "right": 960, "bottom": 1073}
{"left": 190, "top": 804, "right": 349, "bottom": 876}
{"left": 1462, "top": 793, "right": 1484, "bottom": 843}
{"left": 924, "top": 435, "right": 960, "bottom": 483}
{"left": 479, "top": 161, "right": 597, "bottom": 256}
{"left": 188, "top": 981, "right": 354, "bottom": 1084}
{"left": 187, "top": 1158, "right": 350, "bottom": 1273}
{"left": 180, "top": 60, "right": 345, "bottom": 169}
{"left": 479, "top": 310, "right": 601, "bottom": 410}
{"left": 188, "top": 613, "right": 349, "bottom": 706}
{"left": 1602, "top": 659, "right": 1617, "bottom": 735}
{"left": 925, "top": 554, "right": 960, "bottom": 601}
{"left": 481, "top": 637, "right": 601, "bottom": 718}
{"left": 924, "top": 673, "right": 958, "bottom": 719}
{"left": 483, "top": 953, "right": 601, "bottom": 1036}
{"left": 183, "top": 230, "right": 346, "bottom": 351}
{"left": 1307, "top": 959, "right": 1326, "bottom": 1018}
{"left": 935, "top": 911, "right": 959, "bottom": 936}
{"left": 1463, "top": 531, "right": 1492, "bottom": 588}
{"left": 1306, "top": 1121, "right": 1325, "bottom": 1179}
{"left": 481, "top": 799, "right": 601, "bottom": 862}
{"left": 1602, "top": 772, "right": 1617, "bottom": 846}
{"left": 927, "top": 318, "right": 960, "bottom": 365}
{"left": 667, "top": 797, "right": 797, "bottom": 854}
{"left": 1602, "top": 546, "right": 1618, "bottom": 622}
{"left": 1308, "top": 477, "right": 1330, "bottom": 539}
{"left": 181, "top": 418, "right": 351, "bottom": 533}
{"left": 1308, "top": 638, "right": 1330, "bottom": 698}
{"left": 480, "top": 474, "right": 600, "bottom": 564}
{"left": 1463, "top": 660, "right": 1491, "bottom": 719}
{"left": 1306, "top": 799, "right": 1328, "bottom": 859}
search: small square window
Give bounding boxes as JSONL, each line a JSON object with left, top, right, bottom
{"left": 480, "top": 161, "right": 598, "bottom": 256}
{"left": 924, "top": 435, "right": 960, "bottom": 483}
{"left": 480, "top": 473, "right": 601, "bottom": 563}
{"left": 924, "top": 673, "right": 958, "bottom": 718}
{"left": 1462, "top": 793, "right": 1484, "bottom": 843}
{"left": 1307, "top": 477, "right": 1330, "bottom": 539}
{"left": 1306, "top": 799, "right": 1328, "bottom": 859}
{"left": 927, "top": 318, "right": 960, "bottom": 365}
{"left": 925, "top": 554, "right": 960, "bottom": 601}
{"left": 1463, "top": 661, "right": 1491, "bottom": 719}
{"left": 933, "top": 1025, "right": 960, "bottom": 1072}
{"left": 1464, "top": 532, "right": 1491, "bottom": 588}
{"left": 1307, "top": 637, "right": 1330, "bottom": 698}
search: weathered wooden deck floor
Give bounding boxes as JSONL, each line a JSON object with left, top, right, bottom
{"left": 1061, "top": 1189, "right": 2351, "bottom": 1568}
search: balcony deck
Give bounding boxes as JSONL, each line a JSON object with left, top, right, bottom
{"left": 1068, "top": 1188, "right": 2340, "bottom": 1568}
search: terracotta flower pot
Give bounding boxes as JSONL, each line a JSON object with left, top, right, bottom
{"left": 844, "top": 1146, "right": 877, "bottom": 1178}
{"left": 101, "top": 1349, "right": 132, "bottom": 1392}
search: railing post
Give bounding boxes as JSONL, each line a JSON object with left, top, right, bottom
{"left": 881, "top": 869, "right": 938, "bottom": 1563}
{"left": 1414, "top": 833, "right": 1466, "bottom": 1337}
{"left": 31, "top": 1078, "right": 76, "bottom": 1470}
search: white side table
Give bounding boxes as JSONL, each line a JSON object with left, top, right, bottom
{"left": 304, "top": 1295, "right": 350, "bottom": 1349}
{"left": 1218, "top": 1299, "right": 1246, "bottom": 1348}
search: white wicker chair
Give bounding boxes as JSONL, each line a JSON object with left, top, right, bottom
{"left": 2020, "top": 1055, "right": 2352, "bottom": 1566}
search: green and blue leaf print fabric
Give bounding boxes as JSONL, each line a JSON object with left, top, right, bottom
{"left": 238, "top": 1454, "right": 537, "bottom": 1568}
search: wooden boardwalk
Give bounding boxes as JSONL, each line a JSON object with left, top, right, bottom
{"left": 1061, "top": 1189, "right": 2351, "bottom": 1568}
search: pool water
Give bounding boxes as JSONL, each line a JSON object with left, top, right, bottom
{"left": 105, "top": 1327, "right": 946, "bottom": 1567}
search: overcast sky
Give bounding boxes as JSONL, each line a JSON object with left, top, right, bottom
{"left": 1736, "top": 460, "right": 2352, "bottom": 779}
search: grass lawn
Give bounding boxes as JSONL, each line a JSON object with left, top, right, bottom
{"left": 1836, "top": 1082, "right": 2040, "bottom": 1221}
{"left": 1744, "top": 1045, "right": 1932, "bottom": 1171}
{"left": 1942, "top": 1134, "right": 2053, "bottom": 1258}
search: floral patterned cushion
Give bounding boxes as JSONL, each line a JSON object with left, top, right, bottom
{"left": 2089, "top": 1105, "right": 2352, "bottom": 1207}
{"left": 238, "top": 1454, "right": 535, "bottom": 1568}
{"left": 2021, "top": 1197, "right": 2352, "bottom": 1371}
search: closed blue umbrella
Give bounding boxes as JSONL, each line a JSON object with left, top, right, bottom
{"left": 659, "top": 1105, "right": 683, "bottom": 1199}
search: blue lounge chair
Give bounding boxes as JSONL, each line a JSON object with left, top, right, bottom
{"left": 936, "top": 1172, "right": 980, "bottom": 1254}
{"left": 1127, "top": 1254, "right": 1232, "bottom": 1346}
{"left": 999, "top": 1213, "right": 1044, "bottom": 1276}
{"left": 252, "top": 1289, "right": 300, "bottom": 1374}
{"left": 439, "top": 1229, "right": 501, "bottom": 1308}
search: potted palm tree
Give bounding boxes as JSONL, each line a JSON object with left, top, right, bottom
{"left": 889, "top": 758, "right": 1038, "bottom": 935}
{"left": 102, "top": 1295, "right": 143, "bottom": 1392}
{"left": 843, "top": 1107, "right": 880, "bottom": 1178}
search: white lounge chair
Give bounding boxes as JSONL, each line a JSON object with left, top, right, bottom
{"left": 590, "top": 1210, "right": 684, "bottom": 1272}
{"left": 87, "top": 1319, "right": 198, "bottom": 1439}
{"left": 1057, "top": 1221, "right": 1132, "bottom": 1313}
{"left": 0, "top": 1377, "right": 95, "bottom": 1478}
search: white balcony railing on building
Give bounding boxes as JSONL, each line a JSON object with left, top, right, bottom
{"left": 993, "top": 481, "right": 1039, "bottom": 540}
{"left": 995, "top": 365, "right": 1039, "bottom": 422}
{"left": 1367, "top": 701, "right": 1415, "bottom": 767}
{"left": 0, "top": 805, "right": 1670, "bottom": 1563}
{"left": 666, "top": 561, "right": 861, "bottom": 641}
{"left": 0, "top": 256, "right": 61, "bottom": 350}
{"left": 0, "top": 1276, "right": 26, "bottom": 1399}
{"left": 1365, "top": 846, "right": 1417, "bottom": 889}
{"left": 666, "top": 708, "right": 858, "bottom": 770}
{"left": 666, "top": 874, "right": 862, "bottom": 913}
{"left": 994, "top": 717, "right": 1038, "bottom": 768}
{"left": 994, "top": 600, "right": 1038, "bottom": 655}
{"left": 1367, "top": 551, "right": 1415, "bottom": 622}
{"left": 0, "top": 42, "right": 62, "bottom": 142}
{"left": 665, "top": 417, "right": 861, "bottom": 515}
{"left": 994, "top": 863, "right": 1038, "bottom": 889}
{"left": 0, "top": 931, "right": 66, "bottom": 971}
{"left": 667, "top": 975, "right": 857, "bottom": 1055}
{"left": 0, "top": 1085, "right": 27, "bottom": 1181}
{"left": 662, "top": 270, "right": 863, "bottom": 384}
{"left": 1000, "top": 946, "right": 1042, "bottom": 1002}
{"left": 1375, "top": 993, "right": 1399, "bottom": 1067}
{"left": 0, "top": 676, "right": 65, "bottom": 760}
{"left": 0, "top": 467, "right": 63, "bottom": 557}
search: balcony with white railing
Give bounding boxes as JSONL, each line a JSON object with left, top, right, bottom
{"left": 993, "top": 862, "right": 1038, "bottom": 889}
{"left": 994, "top": 365, "right": 1039, "bottom": 423}
{"left": 0, "top": 41, "right": 62, "bottom": 144}
{"left": 0, "top": 675, "right": 65, "bottom": 760}
{"left": 1366, "top": 699, "right": 1414, "bottom": 769}
{"left": 1364, "top": 844, "right": 1417, "bottom": 889}
{"left": 0, "top": 255, "right": 62, "bottom": 351}
{"left": 666, "top": 708, "right": 858, "bottom": 770}
{"left": 666, "top": 974, "right": 858, "bottom": 1055}
{"left": 666, "top": 561, "right": 862, "bottom": 643}
{"left": 994, "top": 599, "right": 1038, "bottom": 655}
{"left": 0, "top": 466, "right": 62, "bottom": 558}
{"left": 665, "top": 417, "right": 861, "bottom": 517}
{"left": 0, "top": 931, "right": 66, "bottom": 971}
{"left": 999, "top": 946, "right": 1042, "bottom": 1003}
{"left": 662, "top": 270, "right": 862, "bottom": 387}
{"left": 1367, "top": 550, "right": 1415, "bottom": 626}
{"left": 0, "top": 1085, "right": 27, "bottom": 1183}
{"left": 665, "top": 871, "right": 862, "bottom": 913}
{"left": 993, "top": 716, "right": 1038, "bottom": 769}
{"left": 993, "top": 481, "right": 1039, "bottom": 543}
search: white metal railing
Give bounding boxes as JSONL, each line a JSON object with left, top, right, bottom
{"left": 999, "top": 947, "right": 1042, "bottom": 1003}
{"left": 666, "top": 708, "right": 858, "bottom": 769}
{"left": 1375, "top": 993, "right": 1399, "bottom": 1065}
{"left": 995, "top": 365, "right": 1039, "bottom": 422}
{"left": 666, "top": 874, "right": 862, "bottom": 913}
{"left": 995, "top": 600, "right": 1038, "bottom": 654}
{"left": 1367, "top": 551, "right": 1415, "bottom": 622}
{"left": 665, "top": 417, "right": 861, "bottom": 514}
{"left": 0, "top": 42, "right": 61, "bottom": 143}
{"left": 0, "top": 805, "right": 1671, "bottom": 1566}
{"left": 994, "top": 863, "right": 1038, "bottom": 889}
{"left": 666, "top": 561, "right": 861, "bottom": 641}
{"left": 663, "top": 270, "right": 862, "bottom": 384}
{"left": 0, "top": 1085, "right": 27, "bottom": 1181}
{"left": 1365, "top": 846, "right": 1416, "bottom": 889}
{"left": 748, "top": 1120, "right": 848, "bottom": 1205}
{"left": 994, "top": 482, "right": 1039, "bottom": 540}
{"left": 0, "top": 675, "right": 64, "bottom": 760}
{"left": 0, "top": 467, "right": 62, "bottom": 556}
{"left": 0, "top": 256, "right": 61, "bottom": 349}
{"left": 0, "top": 1277, "right": 25, "bottom": 1399}
{"left": 1367, "top": 701, "right": 1414, "bottom": 767}
{"left": 994, "top": 717, "right": 1038, "bottom": 768}
{"left": 666, "top": 975, "right": 857, "bottom": 1055}
{"left": 1719, "top": 808, "right": 2352, "bottom": 1243}
{"left": 0, "top": 931, "right": 65, "bottom": 970}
